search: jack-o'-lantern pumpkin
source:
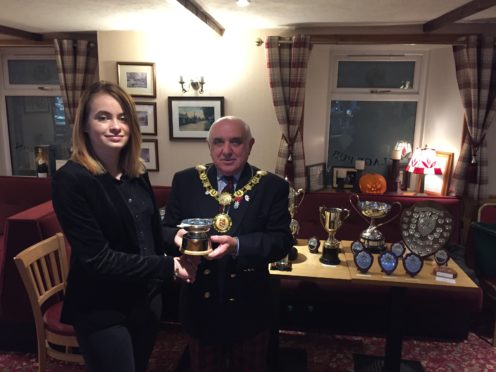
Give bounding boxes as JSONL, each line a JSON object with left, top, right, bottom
{"left": 359, "top": 173, "right": 387, "bottom": 194}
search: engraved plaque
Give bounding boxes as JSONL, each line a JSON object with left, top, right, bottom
{"left": 400, "top": 201, "right": 453, "bottom": 258}
{"left": 378, "top": 251, "right": 398, "bottom": 275}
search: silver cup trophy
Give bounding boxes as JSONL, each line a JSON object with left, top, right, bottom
{"left": 349, "top": 193, "right": 402, "bottom": 253}
{"left": 178, "top": 218, "right": 213, "bottom": 255}
{"left": 319, "top": 206, "right": 350, "bottom": 265}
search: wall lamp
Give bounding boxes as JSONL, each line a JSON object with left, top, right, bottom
{"left": 179, "top": 76, "right": 205, "bottom": 94}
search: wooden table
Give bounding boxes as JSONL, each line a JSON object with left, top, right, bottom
{"left": 271, "top": 239, "right": 351, "bottom": 281}
{"left": 343, "top": 241, "right": 478, "bottom": 371}
{"left": 270, "top": 239, "right": 480, "bottom": 372}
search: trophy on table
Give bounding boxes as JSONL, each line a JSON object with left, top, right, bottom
{"left": 272, "top": 182, "right": 304, "bottom": 270}
{"left": 288, "top": 184, "right": 305, "bottom": 243}
{"left": 178, "top": 218, "right": 213, "bottom": 255}
{"left": 319, "top": 206, "right": 350, "bottom": 265}
{"left": 349, "top": 193, "right": 402, "bottom": 253}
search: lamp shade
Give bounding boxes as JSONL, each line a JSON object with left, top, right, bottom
{"left": 394, "top": 140, "right": 412, "bottom": 159}
{"left": 406, "top": 147, "right": 442, "bottom": 175}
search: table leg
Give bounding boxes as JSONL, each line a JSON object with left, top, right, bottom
{"left": 383, "top": 286, "right": 406, "bottom": 371}
{"left": 268, "top": 277, "right": 281, "bottom": 371}
{"left": 354, "top": 286, "right": 424, "bottom": 372}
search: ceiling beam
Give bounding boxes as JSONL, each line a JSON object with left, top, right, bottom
{"left": 176, "top": 0, "right": 225, "bottom": 36}
{"left": 423, "top": 0, "right": 496, "bottom": 32}
{"left": 0, "top": 25, "right": 43, "bottom": 41}
{"left": 309, "top": 34, "right": 468, "bottom": 45}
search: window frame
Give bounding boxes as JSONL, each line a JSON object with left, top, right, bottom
{"left": 0, "top": 47, "right": 63, "bottom": 175}
{"left": 326, "top": 50, "right": 430, "bottom": 179}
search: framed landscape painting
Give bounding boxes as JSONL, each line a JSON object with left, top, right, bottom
{"left": 140, "top": 139, "right": 159, "bottom": 171}
{"left": 135, "top": 102, "right": 157, "bottom": 135}
{"left": 168, "top": 96, "right": 224, "bottom": 139}
{"left": 117, "top": 62, "right": 156, "bottom": 98}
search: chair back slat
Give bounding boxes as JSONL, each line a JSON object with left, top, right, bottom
{"left": 14, "top": 233, "right": 84, "bottom": 368}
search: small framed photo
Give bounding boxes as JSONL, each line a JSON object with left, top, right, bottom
{"left": 424, "top": 151, "right": 454, "bottom": 196}
{"left": 331, "top": 167, "right": 357, "bottom": 189}
{"left": 135, "top": 102, "right": 157, "bottom": 135}
{"left": 306, "top": 163, "right": 326, "bottom": 191}
{"left": 140, "top": 139, "right": 159, "bottom": 171}
{"left": 117, "top": 62, "right": 156, "bottom": 98}
{"left": 168, "top": 96, "right": 224, "bottom": 140}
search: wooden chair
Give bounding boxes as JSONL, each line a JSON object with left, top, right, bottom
{"left": 14, "top": 233, "right": 84, "bottom": 370}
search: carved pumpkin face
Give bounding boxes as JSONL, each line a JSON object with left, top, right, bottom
{"left": 359, "top": 173, "right": 387, "bottom": 194}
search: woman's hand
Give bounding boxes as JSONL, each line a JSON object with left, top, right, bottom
{"left": 173, "top": 255, "right": 200, "bottom": 283}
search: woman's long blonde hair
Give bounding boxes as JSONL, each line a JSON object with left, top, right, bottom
{"left": 70, "top": 80, "right": 145, "bottom": 177}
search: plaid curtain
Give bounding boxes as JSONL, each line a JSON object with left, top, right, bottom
{"left": 54, "top": 39, "right": 98, "bottom": 126}
{"left": 265, "top": 35, "right": 311, "bottom": 190}
{"left": 450, "top": 35, "right": 496, "bottom": 200}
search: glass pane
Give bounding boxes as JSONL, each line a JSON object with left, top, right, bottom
{"left": 337, "top": 61, "right": 415, "bottom": 89}
{"left": 327, "top": 100, "right": 416, "bottom": 176}
{"left": 7, "top": 59, "right": 59, "bottom": 85}
{"left": 6, "top": 96, "right": 70, "bottom": 176}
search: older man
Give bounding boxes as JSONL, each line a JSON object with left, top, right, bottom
{"left": 163, "top": 116, "right": 292, "bottom": 371}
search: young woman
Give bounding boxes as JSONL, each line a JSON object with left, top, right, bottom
{"left": 52, "top": 80, "right": 198, "bottom": 372}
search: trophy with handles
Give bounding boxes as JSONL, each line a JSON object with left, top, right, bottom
{"left": 319, "top": 206, "right": 350, "bottom": 265}
{"left": 349, "top": 193, "right": 402, "bottom": 253}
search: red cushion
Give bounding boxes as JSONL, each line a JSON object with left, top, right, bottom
{"left": 43, "top": 302, "right": 76, "bottom": 336}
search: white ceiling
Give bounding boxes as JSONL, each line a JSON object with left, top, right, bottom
{"left": 0, "top": 0, "right": 495, "bottom": 34}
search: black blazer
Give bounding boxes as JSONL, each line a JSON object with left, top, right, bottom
{"left": 163, "top": 163, "right": 292, "bottom": 343}
{"left": 52, "top": 161, "right": 174, "bottom": 329}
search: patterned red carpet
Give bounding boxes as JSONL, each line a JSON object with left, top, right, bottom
{"left": 1, "top": 319, "right": 495, "bottom": 371}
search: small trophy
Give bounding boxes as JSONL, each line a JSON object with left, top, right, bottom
{"left": 272, "top": 182, "right": 305, "bottom": 271}
{"left": 178, "top": 218, "right": 213, "bottom": 255}
{"left": 288, "top": 184, "right": 305, "bottom": 241}
{"left": 319, "top": 206, "right": 350, "bottom": 265}
{"left": 350, "top": 193, "right": 401, "bottom": 253}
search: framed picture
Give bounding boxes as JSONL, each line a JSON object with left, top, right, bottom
{"left": 306, "top": 163, "right": 326, "bottom": 191}
{"left": 117, "top": 62, "right": 156, "bottom": 98}
{"left": 424, "top": 151, "right": 454, "bottom": 196}
{"left": 135, "top": 102, "right": 157, "bottom": 135}
{"left": 331, "top": 167, "right": 357, "bottom": 189}
{"left": 168, "top": 96, "right": 224, "bottom": 139}
{"left": 140, "top": 139, "right": 159, "bottom": 171}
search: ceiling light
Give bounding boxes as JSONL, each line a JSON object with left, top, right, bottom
{"left": 236, "top": 0, "right": 250, "bottom": 7}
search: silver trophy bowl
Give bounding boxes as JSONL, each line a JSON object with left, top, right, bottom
{"left": 350, "top": 193, "right": 402, "bottom": 253}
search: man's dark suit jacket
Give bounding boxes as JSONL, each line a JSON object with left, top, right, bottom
{"left": 163, "top": 163, "right": 292, "bottom": 344}
{"left": 52, "top": 160, "right": 174, "bottom": 330}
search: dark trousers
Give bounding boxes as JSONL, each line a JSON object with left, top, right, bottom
{"left": 187, "top": 330, "right": 269, "bottom": 372}
{"left": 74, "top": 294, "right": 162, "bottom": 372}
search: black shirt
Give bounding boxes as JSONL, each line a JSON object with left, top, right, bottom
{"left": 116, "top": 175, "right": 155, "bottom": 256}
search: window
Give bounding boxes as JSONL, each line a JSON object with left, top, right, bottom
{"left": 327, "top": 53, "right": 426, "bottom": 177}
{"left": 1, "top": 48, "right": 70, "bottom": 176}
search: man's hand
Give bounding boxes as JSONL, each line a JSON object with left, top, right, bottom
{"left": 174, "top": 228, "right": 187, "bottom": 248}
{"left": 208, "top": 235, "right": 238, "bottom": 260}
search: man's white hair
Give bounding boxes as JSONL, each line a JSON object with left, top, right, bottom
{"left": 207, "top": 116, "right": 252, "bottom": 144}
